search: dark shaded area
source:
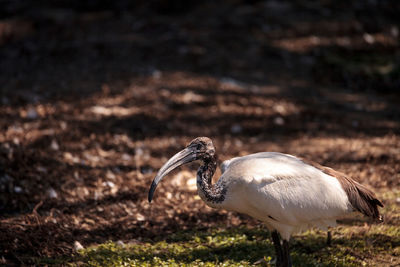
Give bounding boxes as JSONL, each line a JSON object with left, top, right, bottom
{"left": 0, "top": 0, "right": 399, "bottom": 265}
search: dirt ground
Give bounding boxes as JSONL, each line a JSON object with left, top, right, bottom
{"left": 1, "top": 0, "right": 399, "bottom": 265}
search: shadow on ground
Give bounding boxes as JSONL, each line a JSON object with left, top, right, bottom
{"left": 1, "top": 0, "right": 399, "bottom": 264}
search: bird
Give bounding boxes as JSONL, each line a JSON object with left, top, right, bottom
{"left": 148, "top": 137, "right": 383, "bottom": 267}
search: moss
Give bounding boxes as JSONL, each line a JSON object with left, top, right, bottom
{"left": 36, "top": 191, "right": 399, "bottom": 266}
{"left": 61, "top": 222, "right": 398, "bottom": 267}
{"left": 71, "top": 228, "right": 273, "bottom": 267}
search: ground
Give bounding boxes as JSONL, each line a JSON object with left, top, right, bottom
{"left": 0, "top": 0, "right": 399, "bottom": 266}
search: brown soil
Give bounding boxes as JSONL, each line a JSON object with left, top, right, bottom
{"left": 1, "top": 0, "right": 399, "bottom": 265}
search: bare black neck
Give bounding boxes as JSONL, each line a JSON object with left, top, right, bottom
{"left": 196, "top": 154, "right": 226, "bottom": 204}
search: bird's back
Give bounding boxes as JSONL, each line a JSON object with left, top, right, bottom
{"left": 218, "top": 152, "right": 374, "bottom": 239}
{"left": 221, "top": 152, "right": 327, "bottom": 183}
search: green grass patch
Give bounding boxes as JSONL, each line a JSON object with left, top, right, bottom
{"left": 62, "top": 223, "right": 399, "bottom": 267}
{"left": 35, "top": 191, "right": 399, "bottom": 266}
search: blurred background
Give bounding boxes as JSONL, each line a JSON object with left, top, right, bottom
{"left": 0, "top": 0, "right": 399, "bottom": 265}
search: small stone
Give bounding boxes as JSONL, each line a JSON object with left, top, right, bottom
{"left": 47, "top": 187, "right": 58, "bottom": 199}
{"left": 274, "top": 104, "right": 286, "bottom": 114}
{"left": 106, "top": 170, "right": 116, "bottom": 180}
{"left": 186, "top": 177, "right": 197, "bottom": 191}
{"left": 136, "top": 213, "right": 145, "bottom": 221}
{"left": 14, "top": 186, "right": 23, "bottom": 193}
{"left": 37, "top": 166, "right": 47, "bottom": 173}
{"left": 26, "top": 107, "right": 39, "bottom": 119}
{"left": 74, "top": 241, "right": 84, "bottom": 251}
{"left": 122, "top": 153, "right": 131, "bottom": 161}
{"left": 12, "top": 137, "right": 20, "bottom": 145}
{"left": 104, "top": 181, "right": 115, "bottom": 188}
{"left": 60, "top": 121, "right": 67, "bottom": 130}
{"left": 363, "top": 33, "right": 375, "bottom": 44}
{"left": 230, "top": 124, "right": 242, "bottom": 134}
{"left": 274, "top": 116, "right": 285, "bottom": 125}
{"left": 50, "top": 140, "right": 59, "bottom": 150}
{"left": 135, "top": 147, "right": 144, "bottom": 156}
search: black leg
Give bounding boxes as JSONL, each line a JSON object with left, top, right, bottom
{"left": 327, "top": 231, "right": 332, "bottom": 246}
{"left": 271, "top": 231, "right": 283, "bottom": 265}
{"left": 282, "top": 239, "right": 292, "bottom": 267}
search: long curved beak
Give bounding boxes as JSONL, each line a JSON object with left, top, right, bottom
{"left": 148, "top": 146, "right": 197, "bottom": 202}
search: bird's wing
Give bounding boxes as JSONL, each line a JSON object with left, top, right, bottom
{"left": 220, "top": 152, "right": 351, "bottom": 225}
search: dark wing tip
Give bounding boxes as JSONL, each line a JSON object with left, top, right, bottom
{"left": 376, "top": 199, "right": 384, "bottom": 207}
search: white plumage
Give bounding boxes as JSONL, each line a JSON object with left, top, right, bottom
{"left": 212, "top": 152, "right": 350, "bottom": 240}
{"left": 148, "top": 137, "right": 383, "bottom": 267}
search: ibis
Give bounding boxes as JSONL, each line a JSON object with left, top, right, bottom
{"left": 148, "top": 137, "right": 383, "bottom": 267}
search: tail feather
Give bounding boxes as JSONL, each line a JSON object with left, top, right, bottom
{"left": 340, "top": 176, "right": 384, "bottom": 222}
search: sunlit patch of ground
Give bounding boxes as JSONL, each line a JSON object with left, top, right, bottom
{"left": 32, "top": 191, "right": 399, "bottom": 266}
{"left": 59, "top": 224, "right": 399, "bottom": 266}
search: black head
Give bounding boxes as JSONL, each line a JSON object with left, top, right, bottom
{"left": 187, "top": 137, "right": 215, "bottom": 159}
{"left": 148, "top": 137, "right": 215, "bottom": 202}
